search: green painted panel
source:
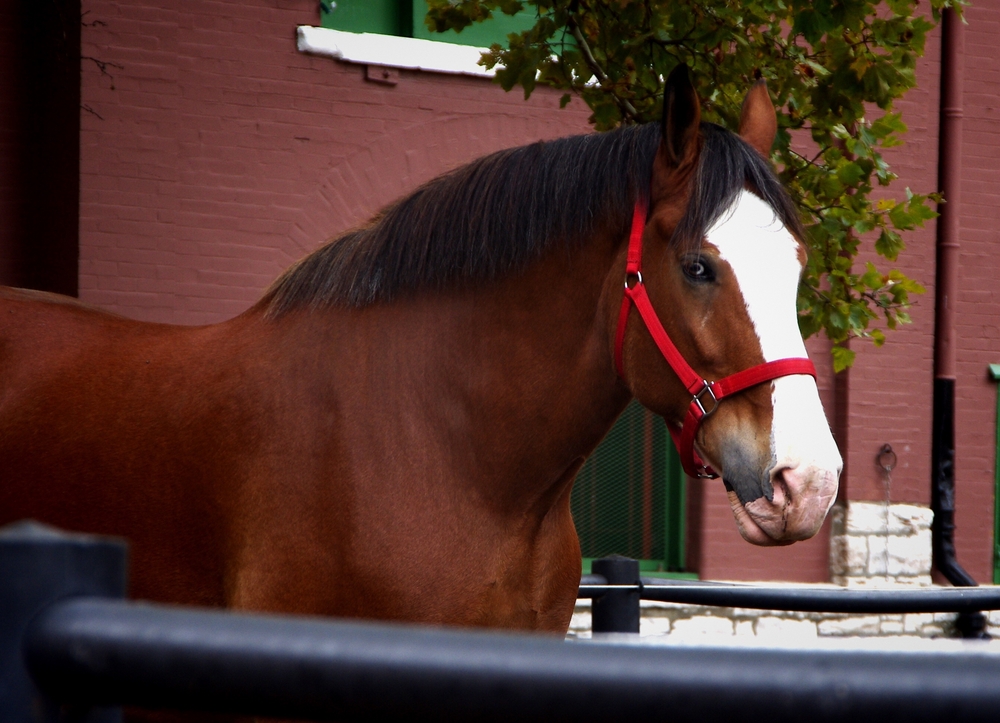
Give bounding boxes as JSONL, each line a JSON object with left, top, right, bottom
{"left": 411, "top": 1, "right": 536, "bottom": 47}
{"left": 320, "top": 1, "right": 536, "bottom": 48}
{"left": 572, "top": 401, "right": 688, "bottom": 573}
{"left": 321, "top": 0, "right": 411, "bottom": 36}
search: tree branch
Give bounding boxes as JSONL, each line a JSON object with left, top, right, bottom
{"left": 566, "top": 14, "right": 639, "bottom": 122}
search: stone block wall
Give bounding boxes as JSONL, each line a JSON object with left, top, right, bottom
{"left": 568, "top": 601, "right": 1000, "bottom": 641}
{"left": 829, "top": 502, "right": 934, "bottom": 586}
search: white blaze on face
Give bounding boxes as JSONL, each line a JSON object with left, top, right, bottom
{"left": 706, "top": 190, "right": 842, "bottom": 525}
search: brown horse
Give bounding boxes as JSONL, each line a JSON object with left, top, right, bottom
{"left": 0, "top": 67, "right": 840, "bottom": 633}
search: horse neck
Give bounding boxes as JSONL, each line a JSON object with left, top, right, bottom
{"left": 268, "top": 229, "right": 631, "bottom": 508}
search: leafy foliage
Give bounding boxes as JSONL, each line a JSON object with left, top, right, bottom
{"left": 425, "top": 0, "right": 963, "bottom": 371}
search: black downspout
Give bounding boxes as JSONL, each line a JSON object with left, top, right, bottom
{"left": 932, "top": 8, "right": 986, "bottom": 638}
{"left": 931, "top": 379, "right": 975, "bottom": 587}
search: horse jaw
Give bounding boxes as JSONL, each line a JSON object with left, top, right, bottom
{"left": 709, "top": 189, "right": 842, "bottom": 545}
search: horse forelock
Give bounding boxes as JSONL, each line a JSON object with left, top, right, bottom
{"left": 673, "top": 124, "right": 805, "bottom": 254}
{"left": 259, "top": 121, "right": 800, "bottom": 314}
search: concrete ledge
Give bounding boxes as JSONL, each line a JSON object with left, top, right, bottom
{"left": 296, "top": 26, "right": 494, "bottom": 78}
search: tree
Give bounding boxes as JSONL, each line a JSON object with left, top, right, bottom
{"left": 425, "top": 0, "right": 963, "bottom": 370}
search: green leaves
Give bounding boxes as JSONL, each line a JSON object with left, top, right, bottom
{"left": 423, "top": 0, "right": 966, "bottom": 369}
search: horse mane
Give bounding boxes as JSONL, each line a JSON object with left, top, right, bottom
{"left": 260, "top": 122, "right": 803, "bottom": 313}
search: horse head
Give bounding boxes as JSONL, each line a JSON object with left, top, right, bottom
{"left": 612, "top": 66, "right": 842, "bottom": 546}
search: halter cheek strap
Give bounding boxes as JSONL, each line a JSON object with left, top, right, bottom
{"left": 613, "top": 198, "right": 817, "bottom": 479}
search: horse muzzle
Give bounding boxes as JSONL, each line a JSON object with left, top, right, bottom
{"left": 725, "top": 460, "right": 841, "bottom": 546}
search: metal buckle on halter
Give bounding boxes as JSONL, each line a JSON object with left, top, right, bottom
{"left": 692, "top": 381, "right": 718, "bottom": 418}
{"left": 623, "top": 271, "right": 643, "bottom": 289}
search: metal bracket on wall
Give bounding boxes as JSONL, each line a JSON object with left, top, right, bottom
{"left": 366, "top": 64, "right": 399, "bottom": 85}
{"left": 989, "top": 364, "right": 1000, "bottom": 584}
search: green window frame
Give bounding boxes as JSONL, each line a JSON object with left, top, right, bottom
{"left": 991, "top": 364, "right": 1000, "bottom": 584}
{"left": 321, "top": 0, "right": 536, "bottom": 47}
{"left": 571, "top": 400, "right": 694, "bottom": 579}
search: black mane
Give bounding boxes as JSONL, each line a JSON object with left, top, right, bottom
{"left": 260, "top": 122, "right": 803, "bottom": 313}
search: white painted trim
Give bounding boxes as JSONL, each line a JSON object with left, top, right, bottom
{"left": 296, "top": 26, "right": 494, "bottom": 78}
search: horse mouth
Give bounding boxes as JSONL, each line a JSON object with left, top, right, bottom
{"left": 727, "top": 489, "right": 796, "bottom": 546}
{"left": 725, "top": 468, "right": 837, "bottom": 547}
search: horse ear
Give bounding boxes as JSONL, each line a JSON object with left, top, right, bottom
{"left": 661, "top": 64, "right": 700, "bottom": 166}
{"left": 739, "top": 79, "right": 777, "bottom": 157}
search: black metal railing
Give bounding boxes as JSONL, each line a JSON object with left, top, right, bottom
{"left": 5, "top": 522, "right": 1000, "bottom": 722}
{"left": 579, "top": 556, "right": 1000, "bottom": 634}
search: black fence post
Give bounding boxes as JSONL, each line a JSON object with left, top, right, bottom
{"left": 0, "top": 520, "right": 127, "bottom": 723}
{"left": 591, "top": 556, "right": 640, "bottom": 634}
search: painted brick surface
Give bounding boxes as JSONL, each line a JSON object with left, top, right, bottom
{"left": 950, "top": 3, "right": 1000, "bottom": 583}
{"left": 77, "top": 0, "right": 593, "bottom": 324}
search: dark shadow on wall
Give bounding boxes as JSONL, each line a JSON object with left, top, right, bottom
{"left": 0, "top": 0, "right": 80, "bottom": 295}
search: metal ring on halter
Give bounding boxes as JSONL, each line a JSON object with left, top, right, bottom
{"left": 624, "top": 271, "right": 643, "bottom": 289}
{"left": 693, "top": 381, "right": 719, "bottom": 418}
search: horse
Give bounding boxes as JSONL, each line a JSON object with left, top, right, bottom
{"left": 0, "top": 66, "right": 841, "bottom": 633}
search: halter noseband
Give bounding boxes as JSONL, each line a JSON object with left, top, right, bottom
{"left": 613, "top": 198, "right": 817, "bottom": 479}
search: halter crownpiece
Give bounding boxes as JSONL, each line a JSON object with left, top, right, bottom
{"left": 614, "top": 197, "right": 817, "bottom": 479}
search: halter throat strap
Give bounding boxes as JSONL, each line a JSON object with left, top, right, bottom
{"left": 613, "top": 198, "right": 816, "bottom": 479}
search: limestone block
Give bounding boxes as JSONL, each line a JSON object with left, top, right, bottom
{"left": 829, "top": 533, "right": 846, "bottom": 577}
{"left": 903, "top": 613, "right": 935, "bottom": 633}
{"left": 846, "top": 501, "right": 932, "bottom": 536}
{"left": 886, "top": 529, "right": 932, "bottom": 577}
{"left": 755, "top": 616, "right": 818, "bottom": 640}
{"left": 828, "top": 503, "right": 846, "bottom": 532}
{"left": 842, "top": 534, "right": 869, "bottom": 576}
{"left": 889, "top": 575, "right": 934, "bottom": 587}
{"left": 879, "top": 618, "right": 905, "bottom": 634}
{"left": 846, "top": 501, "right": 892, "bottom": 535}
{"left": 887, "top": 504, "right": 933, "bottom": 534}
{"left": 842, "top": 576, "right": 899, "bottom": 588}
{"left": 640, "top": 615, "right": 672, "bottom": 637}
{"left": 867, "top": 535, "right": 889, "bottom": 576}
{"left": 817, "top": 615, "right": 881, "bottom": 636}
{"left": 670, "top": 615, "right": 735, "bottom": 637}
{"left": 568, "top": 610, "right": 592, "bottom": 635}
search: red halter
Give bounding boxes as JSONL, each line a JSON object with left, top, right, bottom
{"left": 613, "top": 198, "right": 817, "bottom": 479}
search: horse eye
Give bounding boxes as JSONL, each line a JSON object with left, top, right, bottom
{"left": 683, "top": 258, "right": 714, "bottom": 282}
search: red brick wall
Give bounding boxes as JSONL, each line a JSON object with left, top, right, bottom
{"left": 840, "top": 6, "right": 1000, "bottom": 584}
{"left": 950, "top": 3, "right": 1000, "bottom": 583}
{"left": 77, "top": 0, "right": 592, "bottom": 324}
{"left": 841, "top": 26, "right": 941, "bottom": 511}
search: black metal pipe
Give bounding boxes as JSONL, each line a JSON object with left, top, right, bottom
{"left": 932, "top": 7, "right": 977, "bottom": 591}
{"left": 577, "top": 581, "right": 1000, "bottom": 614}
{"left": 932, "top": 378, "right": 977, "bottom": 587}
{"left": 932, "top": 8, "right": 985, "bottom": 638}
{"left": 24, "top": 598, "right": 1000, "bottom": 723}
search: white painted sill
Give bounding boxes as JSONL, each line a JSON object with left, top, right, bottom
{"left": 296, "top": 25, "right": 494, "bottom": 78}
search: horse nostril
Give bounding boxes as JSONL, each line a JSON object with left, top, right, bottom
{"left": 723, "top": 469, "right": 774, "bottom": 505}
{"left": 770, "top": 468, "right": 792, "bottom": 509}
